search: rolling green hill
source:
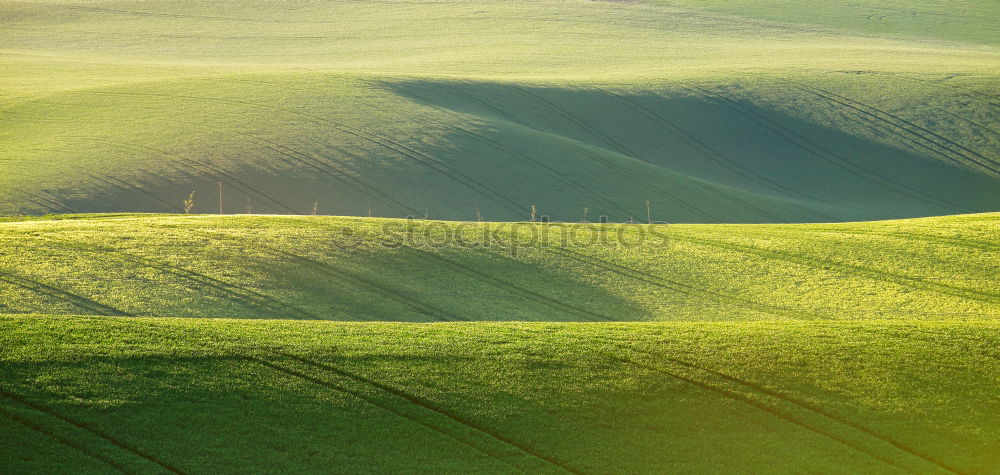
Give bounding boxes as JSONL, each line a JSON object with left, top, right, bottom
{"left": 3, "top": 1, "right": 999, "bottom": 472}
{"left": 1, "top": 213, "right": 996, "bottom": 321}
{"left": 2, "top": 0, "right": 999, "bottom": 221}
{"left": 2, "top": 316, "right": 999, "bottom": 473}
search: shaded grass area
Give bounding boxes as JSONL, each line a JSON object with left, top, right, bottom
{"left": 2, "top": 0, "right": 998, "bottom": 222}
{"left": 3, "top": 73, "right": 998, "bottom": 221}
{"left": 0, "top": 213, "right": 996, "bottom": 321}
{"left": 1, "top": 316, "right": 999, "bottom": 473}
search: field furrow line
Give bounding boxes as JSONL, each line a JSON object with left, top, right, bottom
{"left": 0, "top": 405, "right": 129, "bottom": 473}
{"left": 73, "top": 167, "right": 183, "bottom": 213}
{"left": 0, "top": 271, "right": 130, "bottom": 316}
{"left": 273, "top": 352, "right": 580, "bottom": 474}
{"left": 781, "top": 80, "right": 1000, "bottom": 175}
{"left": 374, "top": 87, "right": 631, "bottom": 218}
{"left": 0, "top": 387, "right": 184, "bottom": 474}
{"left": 71, "top": 90, "right": 524, "bottom": 216}
{"left": 68, "top": 134, "right": 303, "bottom": 214}
{"left": 671, "top": 233, "right": 1000, "bottom": 304}
{"left": 502, "top": 84, "right": 641, "bottom": 159}
{"left": 593, "top": 86, "right": 823, "bottom": 204}
{"left": 679, "top": 84, "right": 972, "bottom": 212}
{"left": 542, "top": 245, "right": 816, "bottom": 319}
{"left": 401, "top": 245, "right": 615, "bottom": 321}
{"left": 34, "top": 234, "right": 324, "bottom": 320}
{"left": 594, "top": 338, "right": 961, "bottom": 474}
{"left": 245, "top": 356, "right": 541, "bottom": 473}
{"left": 268, "top": 247, "right": 464, "bottom": 321}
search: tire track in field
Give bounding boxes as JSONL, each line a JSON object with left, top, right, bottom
{"left": 73, "top": 167, "right": 183, "bottom": 213}
{"left": 505, "top": 84, "right": 785, "bottom": 222}
{"left": 228, "top": 131, "right": 422, "bottom": 216}
{"left": 223, "top": 78, "right": 525, "bottom": 217}
{"left": 35, "top": 234, "right": 324, "bottom": 320}
{"left": 245, "top": 356, "right": 535, "bottom": 472}
{"left": 591, "top": 337, "right": 960, "bottom": 474}
{"left": 0, "top": 387, "right": 184, "bottom": 474}
{"left": 0, "top": 405, "right": 128, "bottom": 473}
{"left": 603, "top": 355, "right": 911, "bottom": 472}
{"left": 592, "top": 86, "right": 825, "bottom": 205}
{"left": 10, "top": 190, "right": 78, "bottom": 213}
{"left": 500, "top": 84, "right": 642, "bottom": 159}
{"left": 678, "top": 83, "right": 972, "bottom": 213}
{"left": 780, "top": 80, "right": 1000, "bottom": 175}
{"left": 837, "top": 72, "right": 1000, "bottom": 136}
{"left": 791, "top": 226, "right": 1000, "bottom": 252}
{"left": 539, "top": 244, "right": 817, "bottom": 319}
{"left": 118, "top": 109, "right": 420, "bottom": 216}
{"left": 782, "top": 80, "right": 1000, "bottom": 173}
{"left": 70, "top": 89, "right": 525, "bottom": 217}
{"left": 155, "top": 113, "right": 419, "bottom": 216}
{"left": 0, "top": 271, "right": 130, "bottom": 316}
{"left": 275, "top": 249, "right": 464, "bottom": 321}
{"left": 670, "top": 232, "right": 1000, "bottom": 304}
{"left": 387, "top": 89, "right": 632, "bottom": 218}
{"left": 398, "top": 82, "right": 730, "bottom": 221}
{"left": 883, "top": 73, "right": 1000, "bottom": 109}
{"left": 189, "top": 229, "right": 462, "bottom": 321}
{"left": 396, "top": 84, "right": 706, "bottom": 219}
{"left": 188, "top": 229, "right": 456, "bottom": 321}
{"left": 67, "top": 134, "right": 303, "bottom": 214}
{"left": 270, "top": 352, "right": 580, "bottom": 474}
{"left": 399, "top": 245, "right": 616, "bottom": 322}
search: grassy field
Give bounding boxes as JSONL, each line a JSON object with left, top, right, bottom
{"left": 3, "top": 0, "right": 999, "bottom": 472}
{"left": 2, "top": 0, "right": 999, "bottom": 221}
{"left": 2, "top": 316, "right": 999, "bottom": 473}
{"left": 0, "top": 213, "right": 996, "bottom": 322}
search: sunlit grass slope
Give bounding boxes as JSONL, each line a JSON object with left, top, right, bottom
{"left": 2, "top": 0, "right": 999, "bottom": 221}
{"left": 2, "top": 316, "right": 999, "bottom": 473}
{"left": 1, "top": 213, "right": 996, "bottom": 321}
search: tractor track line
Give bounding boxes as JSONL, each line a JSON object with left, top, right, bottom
{"left": 599, "top": 340, "right": 961, "bottom": 474}
{"left": 191, "top": 229, "right": 460, "bottom": 321}
{"left": 781, "top": 80, "right": 1000, "bottom": 175}
{"left": 605, "top": 356, "right": 913, "bottom": 473}
{"left": 357, "top": 89, "right": 609, "bottom": 217}
{"left": 671, "top": 233, "right": 1000, "bottom": 304}
{"left": 593, "top": 86, "right": 826, "bottom": 207}
{"left": 0, "top": 272, "right": 130, "bottom": 316}
{"left": 73, "top": 89, "right": 525, "bottom": 217}
{"left": 395, "top": 84, "right": 704, "bottom": 219}
{"left": 68, "top": 133, "right": 302, "bottom": 214}
{"left": 400, "top": 245, "right": 616, "bottom": 322}
{"left": 245, "top": 356, "right": 531, "bottom": 473}
{"left": 502, "top": 84, "right": 641, "bottom": 159}
{"left": 40, "top": 234, "right": 323, "bottom": 320}
{"left": 73, "top": 167, "right": 183, "bottom": 213}
{"left": 0, "top": 405, "right": 129, "bottom": 473}
{"left": 0, "top": 387, "right": 184, "bottom": 474}
{"left": 235, "top": 132, "right": 422, "bottom": 216}
{"left": 227, "top": 78, "right": 524, "bottom": 215}
{"left": 679, "top": 83, "right": 971, "bottom": 213}
{"left": 274, "top": 352, "right": 580, "bottom": 474}
{"left": 542, "top": 245, "right": 815, "bottom": 319}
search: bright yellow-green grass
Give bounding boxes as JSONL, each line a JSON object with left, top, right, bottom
{"left": 2, "top": 316, "right": 999, "bottom": 473}
{"left": 2, "top": 0, "right": 999, "bottom": 221}
{"left": 3, "top": 1, "right": 999, "bottom": 472}
{"left": 0, "top": 213, "right": 996, "bottom": 321}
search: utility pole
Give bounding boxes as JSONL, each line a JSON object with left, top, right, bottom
{"left": 218, "top": 181, "right": 224, "bottom": 214}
